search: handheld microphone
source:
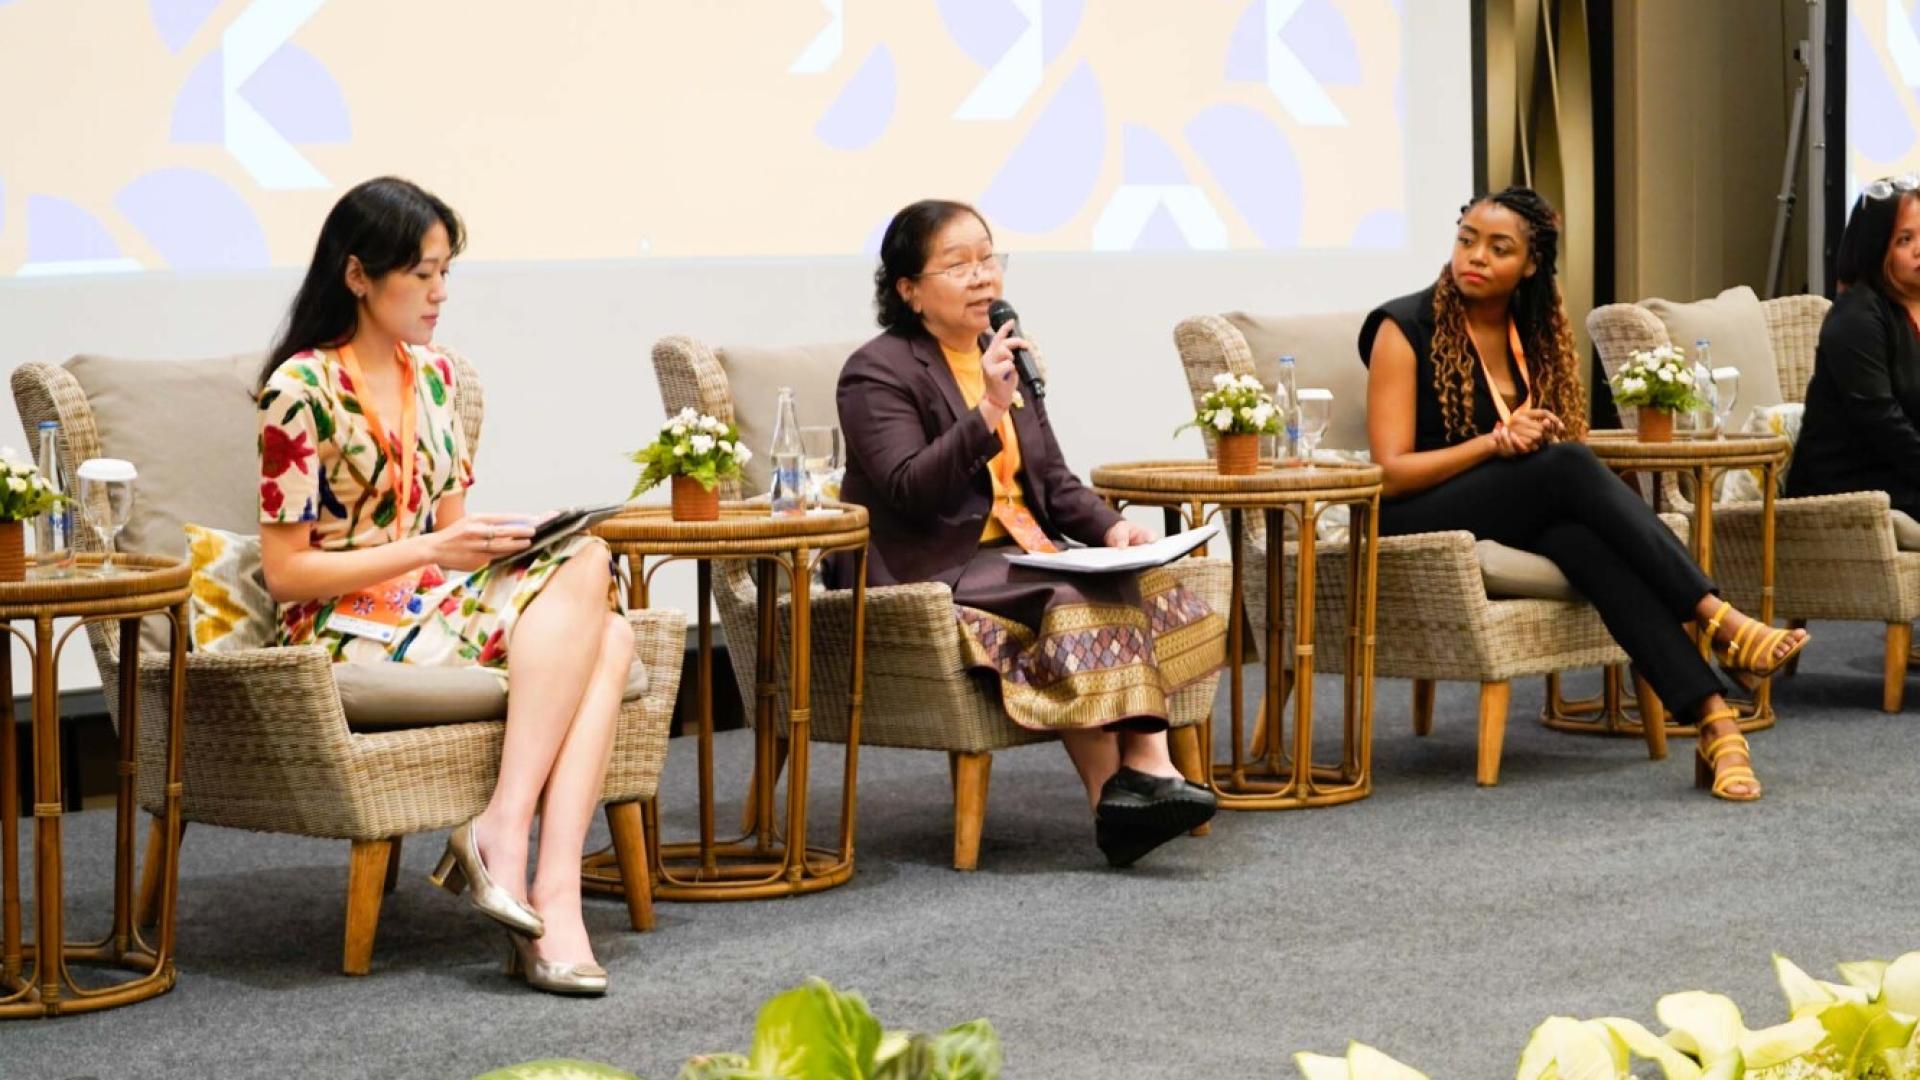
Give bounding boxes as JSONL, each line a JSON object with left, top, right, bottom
{"left": 987, "top": 299, "right": 1046, "bottom": 400}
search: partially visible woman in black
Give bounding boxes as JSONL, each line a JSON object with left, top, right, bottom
{"left": 1786, "top": 175, "right": 1920, "bottom": 518}
{"left": 1360, "top": 186, "right": 1808, "bottom": 800}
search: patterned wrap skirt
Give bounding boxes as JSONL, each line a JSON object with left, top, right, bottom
{"left": 275, "top": 533, "right": 616, "bottom": 687}
{"left": 951, "top": 545, "right": 1226, "bottom": 731}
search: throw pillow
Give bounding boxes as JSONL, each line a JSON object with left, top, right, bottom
{"left": 185, "top": 523, "right": 275, "bottom": 652}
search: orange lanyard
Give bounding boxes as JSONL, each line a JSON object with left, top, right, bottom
{"left": 990, "top": 413, "right": 1020, "bottom": 504}
{"left": 337, "top": 342, "right": 417, "bottom": 537}
{"left": 1476, "top": 319, "right": 1532, "bottom": 423}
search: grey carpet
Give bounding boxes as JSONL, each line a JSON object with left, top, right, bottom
{"left": 4, "top": 617, "right": 1914, "bottom": 1080}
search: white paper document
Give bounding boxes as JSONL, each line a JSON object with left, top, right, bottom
{"left": 1003, "top": 523, "right": 1223, "bottom": 575}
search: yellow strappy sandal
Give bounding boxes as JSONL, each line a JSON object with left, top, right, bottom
{"left": 1701, "top": 600, "right": 1810, "bottom": 690}
{"left": 1694, "top": 710, "right": 1761, "bottom": 802}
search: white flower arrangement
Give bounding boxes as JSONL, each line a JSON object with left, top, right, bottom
{"left": 630, "top": 408, "right": 753, "bottom": 495}
{"left": 1610, "top": 344, "right": 1705, "bottom": 412}
{"left": 1178, "top": 372, "right": 1283, "bottom": 438}
{"left": 0, "top": 449, "right": 66, "bottom": 523}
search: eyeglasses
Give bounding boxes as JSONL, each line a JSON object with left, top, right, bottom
{"left": 1863, "top": 174, "right": 1920, "bottom": 200}
{"left": 915, "top": 253, "right": 1010, "bottom": 283}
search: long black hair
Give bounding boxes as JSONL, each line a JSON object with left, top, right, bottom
{"left": 260, "top": 177, "right": 464, "bottom": 390}
{"left": 1833, "top": 185, "right": 1919, "bottom": 296}
{"left": 872, "top": 199, "right": 988, "bottom": 336}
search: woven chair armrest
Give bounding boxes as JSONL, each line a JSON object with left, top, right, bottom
{"left": 132, "top": 642, "right": 348, "bottom": 725}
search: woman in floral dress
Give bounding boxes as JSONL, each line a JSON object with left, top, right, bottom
{"left": 257, "top": 177, "right": 627, "bottom": 995}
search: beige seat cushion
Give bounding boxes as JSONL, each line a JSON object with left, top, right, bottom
{"left": 66, "top": 352, "right": 263, "bottom": 649}
{"left": 1223, "top": 311, "right": 1370, "bottom": 453}
{"left": 1894, "top": 510, "right": 1920, "bottom": 552}
{"left": 1639, "top": 286, "right": 1785, "bottom": 410}
{"left": 715, "top": 342, "right": 863, "bottom": 493}
{"left": 337, "top": 657, "right": 652, "bottom": 731}
{"left": 1475, "top": 540, "right": 1580, "bottom": 601}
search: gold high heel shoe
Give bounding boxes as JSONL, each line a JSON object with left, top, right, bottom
{"left": 429, "top": 820, "right": 544, "bottom": 938}
{"left": 504, "top": 930, "right": 608, "bottom": 997}
{"left": 1694, "top": 709, "right": 1762, "bottom": 802}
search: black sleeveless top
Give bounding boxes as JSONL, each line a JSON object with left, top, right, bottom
{"left": 1358, "top": 285, "right": 1528, "bottom": 453}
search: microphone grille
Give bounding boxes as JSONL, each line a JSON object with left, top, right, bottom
{"left": 987, "top": 299, "right": 1017, "bottom": 331}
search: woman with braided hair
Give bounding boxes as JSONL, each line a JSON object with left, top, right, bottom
{"left": 1358, "top": 186, "right": 1807, "bottom": 800}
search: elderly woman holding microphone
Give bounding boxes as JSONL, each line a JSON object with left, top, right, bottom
{"left": 835, "top": 198, "right": 1227, "bottom": 867}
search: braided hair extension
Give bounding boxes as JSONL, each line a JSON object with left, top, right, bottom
{"left": 1428, "top": 187, "right": 1588, "bottom": 441}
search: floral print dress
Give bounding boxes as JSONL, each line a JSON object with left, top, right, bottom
{"left": 258, "top": 344, "right": 604, "bottom": 681}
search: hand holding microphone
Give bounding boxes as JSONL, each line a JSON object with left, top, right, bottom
{"left": 987, "top": 299, "right": 1047, "bottom": 399}
{"left": 978, "top": 321, "right": 1025, "bottom": 424}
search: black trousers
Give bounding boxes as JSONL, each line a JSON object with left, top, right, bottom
{"left": 1380, "top": 442, "right": 1724, "bottom": 720}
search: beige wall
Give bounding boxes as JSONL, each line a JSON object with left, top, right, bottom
{"left": 1613, "top": 0, "right": 1806, "bottom": 303}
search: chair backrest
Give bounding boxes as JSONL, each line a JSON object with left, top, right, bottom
{"left": 11, "top": 350, "right": 485, "bottom": 650}
{"left": 650, "top": 338, "right": 858, "bottom": 499}
{"left": 1174, "top": 311, "right": 1371, "bottom": 454}
{"left": 1587, "top": 293, "right": 1831, "bottom": 407}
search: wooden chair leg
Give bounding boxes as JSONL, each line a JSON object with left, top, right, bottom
{"left": 1631, "top": 670, "right": 1668, "bottom": 761}
{"left": 1412, "top": 679, "right": 1436, "bottom": 736}
{"left": 382, "top": 835, "right": 403, "bottom": 895}
{"left": 136, "top": 815, "right": 182, "bottom": 929}
{"left": 605, "top": 800, "right": 655, "bottom": 932}
{"left": 1781, "top": 619, "right": 1808, "bottom": 677}
{"left": 1166, "top": 725, "right": 1211, "bottom": 837}
{"left": 1475, "top": 681, "right": 1511, "bottom": 787}
{"left": 949, "top": 751, "right": 991, "bottom": 871}
{"left": 1885, "top": 622, "right": 1913, "bottom": 713}
{"left": 343, "top": 838, "right": 395, "bottom": 976}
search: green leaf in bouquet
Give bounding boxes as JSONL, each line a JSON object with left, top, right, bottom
{"left": 473, "top": 1060, "right": 642, "bottom": 1080}
{"left": 745, "top": 978, "right": 883, "bottom": 1080}
{"left": 673, "top": 1052, "right": 762, "bottom": 1080}
{"left": 1810, "top": 1001, "right": 1917, "bottom": 1075}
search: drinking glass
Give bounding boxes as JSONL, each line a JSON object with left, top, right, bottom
{"left": 76, "top": 458, "right": 136, "bottom": 575}
{"left": 799, "top": 425, "right": 843, "bottom": 508}
{"left": 1296, "top": 389, "right": 1332, "bottom": 466}
{"left": 1711, "top": 366, "right": 1741, "bottom": 437}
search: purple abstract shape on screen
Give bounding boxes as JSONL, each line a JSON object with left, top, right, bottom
{"left": 937, "top": 0, "right": 1030, "bottom": 68}
{"left": 1040, "top": 0, "right": 1086, "bottom": 61}
{"left": 115, "top": 169, "right": 269, "bottom": 270}
{"left": 171, "top": 48, "right": 224, "bottom": 143}
{"left": 864, "top": 216, "right": 891, "bottom": 256}
{"left": 26, "top": 196, "right": 123, "bottom": 262}
{"left": 1850, "top": 20, "right": 1918, "bottom": 163}
{"left": 816, "top": 46, "right": 896, "bottom": 151}
{"left": 1226, "top": 0, "right": 1264, "bottom": 82}
{"left": 979, "top": 63, "right": 1105, "bottom": 233}
{"left": 1282, "top": 0, "right": 1361, "bottom": 85}
{"left": 241, "top": 44, "right": 351, "bottom": 143}
{"left": 1350, "top": 209, "right": 1406, "bottom": 250}
{"left": 1134, "top": 203, "right": 1191, "bottom": 251}
{"left": 147, "top": 0, "right": 221, "bottom": 53}
{"left": 1186, "top": 104, "right": 1303, "bottom": 248}
{"left": 1122, "top": 124, "right": 1187, "bottom": 184}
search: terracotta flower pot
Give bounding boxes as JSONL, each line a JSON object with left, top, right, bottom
{"left": 1635, "top": 406, "right": 1674, "bottom": 443}
{"left": 670, "top": 475, "right": 720, "bottom": 522}
{"left": 0, "top": 521, "right": 24, "bottom": 582}
{"left": 1216, "top": 433, "right": 1259, "bottom": 476}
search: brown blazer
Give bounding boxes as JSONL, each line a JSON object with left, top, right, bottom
{"left": 835, "top": 328, "right": 1123, "bottom": 588}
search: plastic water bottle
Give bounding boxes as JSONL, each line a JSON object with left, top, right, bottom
{"left": 1276, "top": 354, "right": 1300, "bottom": 461}
{"left": 32, "top": 421, "right": 73, "bottom": 578}
{"left": 769, "top": 387, "right": 805, "bottom": 517}
{"left": 1692, "top": 338, "right": 1715, "bottom": 432}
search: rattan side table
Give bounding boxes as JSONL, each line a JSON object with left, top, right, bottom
{"left": 1546, "top": 431, "right": 1791, "bottom": 741}
{"left": 1090, "top": 460, "right": 1382, "bottom": 810}
{"left": 1, "top": 554, "right": 189, "bottom": 1017}
{"left": 590, "top": 504, "right": 868, "bottom": 900}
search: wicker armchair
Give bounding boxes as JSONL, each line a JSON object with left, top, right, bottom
{"left": 11, "top": 354, "right": 683, "bottom": 974}
{"left": 1174, "top": 313, "right": 1639, "bottom": 784}
{"left": 1587, "top": 294, "right": 1920, "bottom": 710}
{"left": 649, "top": 335, "right": 1229, "bottom": 869}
